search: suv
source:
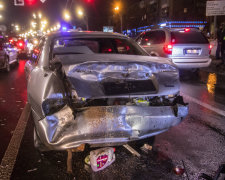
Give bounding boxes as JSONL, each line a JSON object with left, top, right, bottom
{"left": 136, "top": 28, "right": 212, "bottom": 69}
{"left": 0, "top": 38, "right": 19, "bottom": 72}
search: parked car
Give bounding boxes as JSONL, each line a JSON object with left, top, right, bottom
{"left": 25, "top": 31, "right": 188, "bottom": 151}
{"left": 0, "top": 37, "right": 19, "bottom": 72}
{"left": 136, "top": 28, "right": 212, "bottom": 69}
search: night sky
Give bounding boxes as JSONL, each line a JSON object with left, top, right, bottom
{"left": 2, "top": 0, "right": 118, "bottom": 31}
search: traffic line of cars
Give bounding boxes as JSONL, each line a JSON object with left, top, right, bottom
{"left": 0, "top": 36, "right": 38, "bottom": 72}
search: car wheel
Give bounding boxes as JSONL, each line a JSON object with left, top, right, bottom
{"left": 5, "top": 57, "right": 10, "bottom": 72}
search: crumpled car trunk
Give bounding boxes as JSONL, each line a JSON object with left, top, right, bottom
{"left": 33, "top": 54, "right": 188, "bottom": 151}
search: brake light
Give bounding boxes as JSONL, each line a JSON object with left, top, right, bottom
{"left": 184, "top": 28, "right": 190, "bottom": 32}
{"left": 17, "top": 41, "right": 25, "bottom": 49}
{"left": 9, "top": 39, "right": 14, "bottom": 43}
{"left": 163, "top": 44, "right": 173, "bottom": 54}
{"left": 34, "top": 49, "right": 40, "bottom": 54}
{"left": 209, "top": 44, "right": 213, "bottom": 54}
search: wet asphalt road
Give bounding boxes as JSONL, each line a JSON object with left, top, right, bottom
{"left": 0, "top": 60, "right": 27, "bottom": 161}
{"left": 0, "top": 60, "right": 225, "bottom": 180}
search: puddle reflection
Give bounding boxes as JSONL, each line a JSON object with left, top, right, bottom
{"left": 207, "top": 73, "right": 217, "bottom": 94}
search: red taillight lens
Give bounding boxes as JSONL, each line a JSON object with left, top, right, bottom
{"left": 17, "top": 41, "right": 25, "bottom": 49}
{"left": 34, "top": 49, "right": 40, "bottom": 54}
{"left": 163, "top": 44, "right": 173, "bottom": 54}
{"left": 209, "top": 44, "right": 213, "bottom": 55}
{"left": 184, "top": 28, "right": 190, "bottom": 32}
{"left": 9, "top": 39, "right": 14, "bottom": 43}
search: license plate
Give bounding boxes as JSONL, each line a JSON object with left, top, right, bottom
{"left": 185, "top": 49, "right": 200, "bottom": 55}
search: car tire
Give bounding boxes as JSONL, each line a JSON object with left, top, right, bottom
{"left": 5, "top": 57, "right": 10, "bottom": 72}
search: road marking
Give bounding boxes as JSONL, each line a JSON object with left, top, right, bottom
{"left": 0, "top": 103, "right": 31, "bottom": 180}
{"left": 182, "top": 93, "right": 225, "bottom": 117}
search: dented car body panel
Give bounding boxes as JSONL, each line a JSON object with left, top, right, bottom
{"left": 34, "top": 104, "right": 188, "bottom": 150}
{"left": 25, "top": 31, "right": 188, "bottom": 151}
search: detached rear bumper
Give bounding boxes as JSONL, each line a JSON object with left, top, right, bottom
{"left": 34, "top": 104, "right": 188, "bottom": 151}
{"left": 172, "top": 57, "right": 212, "bottom": 69}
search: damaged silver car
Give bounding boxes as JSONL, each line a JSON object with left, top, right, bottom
{"left": 25, "top": 31, "right": 188, "bottom": 151}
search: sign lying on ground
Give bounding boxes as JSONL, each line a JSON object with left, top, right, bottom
{"left": 206, "top": 1, "right": 225, "bottom": 16}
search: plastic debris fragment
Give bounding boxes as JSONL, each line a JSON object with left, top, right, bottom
{"left": 123, "top": 144, "right": 141, "bottom": 157}
{"left": 84, "top": 155, "right": 90, "bottom": 165}
{"left": 90, "top": 147, "right": 115, "bottom": 172}
{"left": 27, "top": 168, "right": 38, "bottom": 173}
{"left": 141, "top": 144, "right": 153, "bottom": 153}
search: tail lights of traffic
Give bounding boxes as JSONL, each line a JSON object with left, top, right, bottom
{"left": 17, "top": 41, "right": 25, "bottom": 49}
{"left": 209, "top": 44, "right": 213, "bottom": 55}
{"left": 163, "top": 44, "right": 173, "bottom": 54}
{"left": 184, "top": 28, "right": 190, "bottom": 32}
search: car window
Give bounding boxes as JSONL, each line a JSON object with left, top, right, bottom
{"left": 32, "top": 38, "right": 45, "bottom": 63}
{"left": 141, "top": 31, "right": 165, "bottom": 45}
{"left": 171, "top": 31, "right": 208, "bottom": 44}
{"left": 52, "top": 37, "right": 148, "bottom": 57}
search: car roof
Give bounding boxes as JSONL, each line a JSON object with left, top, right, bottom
{"left": 46, "top": 31, "right": 129, "bottom": 39}
{"left": 142, "top": 28, "right": 200, "bottom": 33}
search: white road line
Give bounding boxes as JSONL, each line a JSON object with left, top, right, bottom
{"left": 182, "top": 93, "right": 225, "bottom": 117}
{"left": 0, "top": 103, "right": 31, "bottom": 180}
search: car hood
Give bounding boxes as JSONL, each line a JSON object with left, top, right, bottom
{"left": 54, "top": 54, "right": 174, "bottom": 69}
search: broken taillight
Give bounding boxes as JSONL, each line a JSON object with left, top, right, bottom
{"left": 163, "top": 44, "right": 173, "bottom": 55}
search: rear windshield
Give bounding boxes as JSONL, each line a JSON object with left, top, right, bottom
{"left": 52, "top": 37, "right": 148, "bottom": 57}
{"left": 171, "top": 31, "right": 209, "bottom": 44}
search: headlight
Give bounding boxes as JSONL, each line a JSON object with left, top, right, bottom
{"left": 155, "top": 63, "right": 177, "bottom": 72}
{"left": 42, "top": 93, "right": 68, "bottom": 116}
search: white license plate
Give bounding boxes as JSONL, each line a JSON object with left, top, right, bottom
{"left": 185, "top": 49, "right": 200, "bottom": 54}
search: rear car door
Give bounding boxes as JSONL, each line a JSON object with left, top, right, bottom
{"left": 170, "top": 30, "right": 210, "bottom": 60}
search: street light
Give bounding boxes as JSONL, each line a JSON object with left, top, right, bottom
{"left": 77, "top": 9, "right": 84, "bottom": 17}
{"left": 31, "top": 21, "right": 37, "bottom": 29}
{"left": 76, "top": 7, "right": 89, "bottom": 30}
{"left": 0, "top": 3, "right": 4, "bottom": 10}
{"left": 33, "top": 13, "right": 36, "bottom": 19}
{"left": 0, "top": 14, "right": 2, "bottom": 19}
{"left": 113, "top": 2, "right": 123, "bottom": 33}
{"left": 38, "top": 12, "right": 42, "bottom": 19}
{"left": 114, "top": 6, "right": 119, "bottom": 11}
{"left": 63, "top": 10, "right": 71, "bottom": 21}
